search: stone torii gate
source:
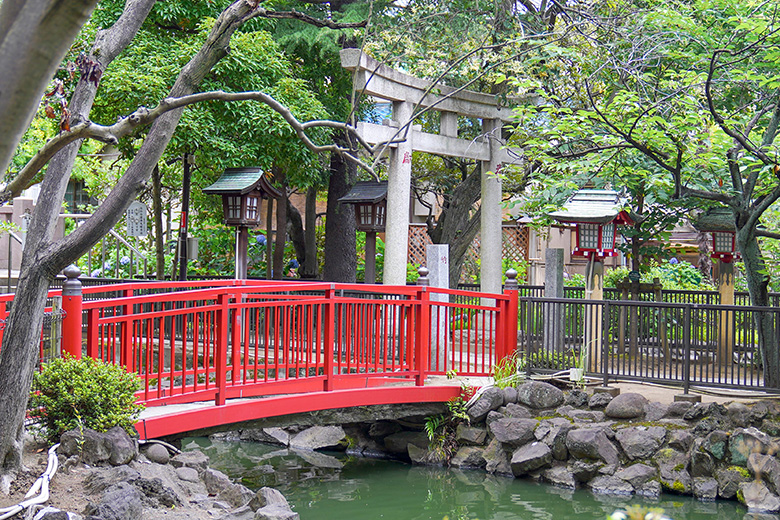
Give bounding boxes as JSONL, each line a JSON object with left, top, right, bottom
{"left": 341, "top": 50, "right": 520, "bottom": 292}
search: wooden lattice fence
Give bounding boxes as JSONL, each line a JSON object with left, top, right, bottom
{"left": 408, "top": 223, "right": 529, "bottom": 282}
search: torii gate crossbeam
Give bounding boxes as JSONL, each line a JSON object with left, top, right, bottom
{"left": 341, "top": 50, "right": 520, "bottom": 292}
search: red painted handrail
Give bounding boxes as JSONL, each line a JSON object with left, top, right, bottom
{"left": 2, "top": 278, "right": 518, "bottom": 409}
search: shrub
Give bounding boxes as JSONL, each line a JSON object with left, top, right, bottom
{"left": 29, "top": 356, "right": 144, "bottom": 443}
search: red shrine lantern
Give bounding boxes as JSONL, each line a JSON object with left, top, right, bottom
{"left": 694, "top": 207, "right": 740, "bottom": 263}
{"left": 548, "top": 189, "right": 633, "bottom": 260}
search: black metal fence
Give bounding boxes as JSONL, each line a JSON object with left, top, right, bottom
{"left": 521, "top": 296, "right": 780, "bottom": 392}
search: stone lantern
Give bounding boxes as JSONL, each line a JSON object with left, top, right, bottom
{"left": 548, "top": 189, "right": 632, "bottom": 372}
{"left": 338, "top": 181, "right": 388, "bottom": 283}
{"left": 204, "top": 167, "right": 281, "bottom": 279}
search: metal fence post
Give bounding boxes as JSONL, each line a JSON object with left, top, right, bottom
{"left": 61, "top": 265, "right": 83, "bottom": 359}
{"left": 683, "top": 305, "right": 692, "bottom": 395}
{"left": 602, "top": 300, "right": 609, "bottom": 387}
{"left": 504, "top": 269, "right": 519, "bottom": 363}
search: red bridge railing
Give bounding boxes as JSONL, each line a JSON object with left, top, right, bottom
{"left": 27, "top": 270, "right": 519, "bottom": 407}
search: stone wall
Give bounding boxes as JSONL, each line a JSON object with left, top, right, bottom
{"left": 225, "top": 382, "right": 780, "bottom": 515}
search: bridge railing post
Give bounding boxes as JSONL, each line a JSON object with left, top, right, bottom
{"left": 121, "top": 288, "right": 133, "bottom": 370}
{"left": 215, "top": 292, "right": 229, "bottom": 405}
{"left": 500, "top": 269, "right": 519, "bottom": 363}
{"left": 415, "top": 269, "right": 430, "bottom": 386}
{"left": 61, "top": 265, "right": 83, "bottom": 359}
{"left": 323, "top": 285, "right": 336, "bottom": 391}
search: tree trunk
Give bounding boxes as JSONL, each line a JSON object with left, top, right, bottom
{"left": 302, "top": 186, "right": 319, "bottom": 279}
{"left": 286, "top": 197, "right": 306, "bottom": 274}
{"left": 152, "top": 165, "right": 166, "bottom": 279}
{"left": 322, "top": 139, "right": 357, "bottom": 283}
{"left": 737, "top": 225, "right": 779, "bottom": 388}
{"left": 272, "top": 165, "right": 288, "bottom": 280}
{"left": 426, "top": 165, "right": 482, "bottom": 288}
{"left": 0, "top": 0, "right": 259, "bottom": 488}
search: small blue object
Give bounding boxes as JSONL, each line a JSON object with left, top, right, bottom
{"left": 669, "top": 257, "right": 679, "bottom": 264}
{"left": 287, "top": 259, "right": 299, "bottom": 269}
{"left": 256, "top": 235, "right": 266, "bottom": 246}
{"left": 120, "top": 256, "right": 131, "bottom": 266}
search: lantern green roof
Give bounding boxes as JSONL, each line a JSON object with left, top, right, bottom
{"left": 693, "top": 207, "right": 735, "bottom": 233}
{"left": 548, "top": 189, "right": 632, "bottom": 224}
{"left": 203, "top": 167, "right": 282, "bottom": 198}
{"left": 337, "top": 181, "right": 388, "bottom": 204}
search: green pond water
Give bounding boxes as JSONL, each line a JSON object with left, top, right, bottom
{"left": 184, "top": 437, "right": 757, "bottom": 520}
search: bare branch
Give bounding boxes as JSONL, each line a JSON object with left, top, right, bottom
{"left": 254, "top": 8, "right": 367, "bottom": 28}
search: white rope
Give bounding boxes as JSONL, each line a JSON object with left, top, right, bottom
{"left": 0, "top": 444, "right": 59, "bottom": 520}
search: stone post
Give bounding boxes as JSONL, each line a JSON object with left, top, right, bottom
{"left": 383, "top": 101, "right": 414, "bottom": 286}
{"left": 427, "top": 244, "right": 449, "bottom": 370}
{"left": 544, "top": 248, "right": 565, "bottom": 353}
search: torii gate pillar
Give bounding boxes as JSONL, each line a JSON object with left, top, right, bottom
{"left": 481, "top": 118, "right": 503, "bottom": 294}
{"left": 383, "top": 101, "right": 414, "bottom": 286}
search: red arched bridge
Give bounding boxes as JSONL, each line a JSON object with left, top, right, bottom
{"left": 6, "top": 275, "right": 519, "bottom": 438}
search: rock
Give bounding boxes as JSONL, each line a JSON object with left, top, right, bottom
{"left": 516, "top": 382, "right": 565, "bottom": 409}
{"left": 170, "top": 450, "right": 210, "bottom": 473}
{"left": 569, "top": 460, "right": 603, "bottom": 483}
{"left": 289, "top": 425, "right": 346, "bottom": 451}
{"left": 240, "top": 427, "right": 290, "bottom": 446}
{"left": 218, "top": 505, "right": 255, "bottom": 520}
{"left": 503, "top": 386, "right": 518, "bottom": 405}
{"left": 541, "top": 464, "right": 576, "bottom": 489}
{"left": 84, "top": 466, "right": 140, "bottom": 494}
{"left": 614, "top": 426, "right": 665, "bottom": 460}
{"left": 488, "top": 418, "right": 538, "bottom": 447}
{"left": 103, "top": 427, "right": 138, "bottom": 466}
{"left": 643, "top": 402, "right": 668, "bottom": 422}
{"left": 176, "top": 466, "right": 200, "bottom": 483}
{"left": 485, "top": 410, "right": 504, "bottom": 426}
{"left": 653, "top": 448, "right": 691, "bottom": 494}
{"left": 565, "top": 428, "right": 619, "bottom": 465}
{"left": 703, "top": 430, "right": 729, "bottom": 461}
{"left": 565, "top": 390, "right": 589, "bottom": 408}
{"left": 249, "top": 487, "right": 293, "bottom": 510}
{"left": 683, "top": 403, "right": 707, "bottom": 421}
{"left": 60, "top": 429, "right": 111, "bottom": 465}
{"left": 762, "top": 418, "right": 780, "bottom": 437}
{"left": 636, "top": 480, "right": 661, "bottom": 498}
{"left": 407, "top": 443, "right": 430, "bottom": 465}
{"left": 588, "top": 475, "right": 633, "bottom": 496}
{"left": 467, "top": 387, "right": 505, "bottom": 422}
{"left": 730, "top": 428, "right": 776, "bottom": 467}
{"left": 569, "top": 410, "right": 605, "bottom": 423}
{"left": 587, "top": 392, "right": 613, "bottom": 409}
{"left": 668, "top": 430, "right": 694, "bottom": 452}
{"left": 740, "top": 481, "right": 780, "bottom": 513}
{"left": 729, "top": 402, "right": 751, "bottom": 428}
{"left": 689, "top": 439, "right": 715, "bottom": 477}
{"left": 504, "top": 403, "right": 532, "bottom": 419}
{"left": 455, "top": 424, "right": 487, "bottom": 446}
{"left": 749, "top": 453, "right": 780, "bottom": 494}
{"left": 510, "top": 442, "right": 552, "bottom": 476}
{"left": 450, "top": 446, "right": 486, "bottom": 469}
{"left": 535, "top": 418, "right": 573, "bottom": 461}
{"left": 749, "top": 401, "right": 771, "bottom": 424}
{"left": 143, "top": 443, "right": 170, "bottom": 465}
{"left": 383, "top": 431, "right": 428, "bottom": 455}
{"left": 604, "top": 393, "right": 648, "bottom": 419}
{"left": 203, "top": 468, "right": 233, "bottom": 496}
{"left": 615, "top": 463, "right": 656, "bottom": 488}
{"left": 132, "top": 477, "right": 181, "bottom": 508}
{"left": 665, "top": 401, "right": 693, "bottom": 417}
{"left": 715, "top": 466, "right": 751, "bottom": 499}
{"left": 692, "top": 477, "right": 718, "bottom": 500}
{"left": 483, "top": 438, "right": 512, "bottom": 476}
{"left": 368, "top": 421, "right": 402, "bottom": 439}
{"left": 84, "top": 482, "right": 143, "bottom": 520}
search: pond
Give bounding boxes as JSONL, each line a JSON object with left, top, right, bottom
{"left": 184, "top": 437, "right": 759, "bottom": 520}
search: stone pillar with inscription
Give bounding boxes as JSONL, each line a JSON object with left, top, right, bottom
{"left": 427, "top": 244, "right": 449, "bottom": 370}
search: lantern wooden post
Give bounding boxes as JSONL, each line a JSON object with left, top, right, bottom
{"left": 337, "top": 181, "right": 388, "bottom": 284}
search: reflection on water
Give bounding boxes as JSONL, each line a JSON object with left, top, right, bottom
{"left": 185, "top": 438, "right": 756, "bottom": 520}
